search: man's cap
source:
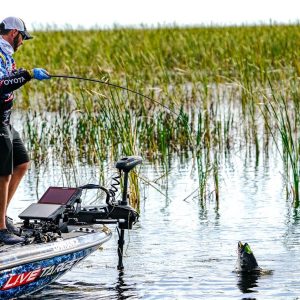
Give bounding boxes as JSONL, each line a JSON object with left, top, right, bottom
{"left": 1, "top": 17, "right": 33, "bottom": 40}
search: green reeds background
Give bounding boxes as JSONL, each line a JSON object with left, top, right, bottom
{"left": 12, "top": 24, "right": 300, "bottom": 206}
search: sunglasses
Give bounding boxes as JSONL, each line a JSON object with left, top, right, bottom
{"left": 18, "top": 31, "right": 26, "bottom": 40}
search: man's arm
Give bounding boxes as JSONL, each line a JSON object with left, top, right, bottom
{"left": 0, "top": 68, "right": 32, "bottom": 95}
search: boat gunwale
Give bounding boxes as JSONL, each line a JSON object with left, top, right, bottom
{"left": 0, "top": 229, "right": 112, "bottom": 272}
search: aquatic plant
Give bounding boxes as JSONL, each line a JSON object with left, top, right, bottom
{"left": 259, "top": 81, "right": 300, "bottom": 206}
{"left": 12, "top": 23, "right": 300, "bottom": 207}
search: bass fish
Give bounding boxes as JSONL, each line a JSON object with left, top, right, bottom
{"left": 235, "top": 241, "right": 261, "bottom": 273}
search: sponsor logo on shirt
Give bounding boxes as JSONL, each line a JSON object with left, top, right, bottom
{"left": 2, "top": 77, "right": 25, "bottom": 85}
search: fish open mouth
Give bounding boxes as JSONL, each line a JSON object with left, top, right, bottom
{"left": 238, "top": 241, "right": 253, "bottom": 254}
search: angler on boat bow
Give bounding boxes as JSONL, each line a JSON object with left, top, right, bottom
{"left": 0, "top": 16, "right": 51, "bottom": 244}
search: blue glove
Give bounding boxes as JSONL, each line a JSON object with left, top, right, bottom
{"left": 32, "top": 68, "right": 51, "bottom": 80}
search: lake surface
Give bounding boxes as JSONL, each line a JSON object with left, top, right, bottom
{"left": 8, "top": 145, "right": 300, "bottom": 300}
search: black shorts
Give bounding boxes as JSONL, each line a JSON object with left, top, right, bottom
{"left": 0, "top": 125, "right": 29, "bottom": 176}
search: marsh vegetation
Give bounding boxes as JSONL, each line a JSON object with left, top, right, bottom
{"left": 14, "top": 24, "right": 300, "bottom": 206}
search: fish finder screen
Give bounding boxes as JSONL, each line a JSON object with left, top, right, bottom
{"left": 38, "top": 187, "right": 81, "bottom": 205}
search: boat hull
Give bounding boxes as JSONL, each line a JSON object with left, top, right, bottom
{"left": 0, "top": 228, "right": 111, "bottom": 299}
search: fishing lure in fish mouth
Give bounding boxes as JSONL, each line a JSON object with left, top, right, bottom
{"left": 236, "top": 241, "right": 261, "bottom": 273}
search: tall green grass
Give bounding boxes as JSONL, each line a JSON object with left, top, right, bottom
{"left": 258, "top": 81, "right": 300, "bottom": 206}
{"left": 12, "top": 23, "right": 300, "bottom": 205}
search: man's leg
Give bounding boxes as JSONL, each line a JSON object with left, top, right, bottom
{"left": 0, "top": 174, "right": 25, "bottom": 244}
{"left": 8, "top": 127, "right": 30, "bottom": 208}
{"left": 0, "top": 175, "right": 11, "bottom": 229}
{"left": 0, "top": 127, "right": 26, "bottom": 244}
{"left": 6, "top": 162, "right": 29, "bottom": 208}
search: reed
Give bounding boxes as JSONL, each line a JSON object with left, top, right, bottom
{"left": 11, "top": 23, "right": 300, "bottom": 206}
{"left": 259, "top": 81, "right": 300, "bottom": 205}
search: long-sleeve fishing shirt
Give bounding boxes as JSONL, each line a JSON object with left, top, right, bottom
{"left": 0, "top": 36, "right": 32, "bottom": 126}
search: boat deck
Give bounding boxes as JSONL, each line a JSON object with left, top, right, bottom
{"left": 0, "top": 224, "right": 110, "bottom": 252}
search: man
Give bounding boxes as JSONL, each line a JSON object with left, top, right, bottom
{"left": 0, "top": 16, "right": 50, "bottom": 244}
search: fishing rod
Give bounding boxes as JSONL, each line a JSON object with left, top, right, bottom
{"left": 49, "top": 74, "right": 179, "bottom": 117}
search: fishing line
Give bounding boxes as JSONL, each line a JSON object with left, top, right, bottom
{"left": 50, "top": 74, "right": 197, "bottom": 200}
{"left": 50, "top": 74, "right": 196, "bottom": 151}
{"left": 49, "top": 74, "right": 180, "bottom": 117}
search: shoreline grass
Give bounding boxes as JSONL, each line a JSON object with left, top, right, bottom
{"left": 11, "top": 24, "right": 300, "bottom": 205}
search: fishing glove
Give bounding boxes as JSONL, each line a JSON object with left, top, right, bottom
{"left": 32, "top": 68, "right": 51, "bottom": 80}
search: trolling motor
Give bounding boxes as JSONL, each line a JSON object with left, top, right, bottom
{"left": 19, "top": 156, "right": 142, "bottom": 270}
{"left": 74, "top": 156, "right": 142, "bottom": 270}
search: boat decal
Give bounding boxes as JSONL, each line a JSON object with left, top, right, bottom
{"left": 0, "top": 248, "right": 97, "bottom": 299}
{"left": 1, "top": 257, "right": 82, "bottom": 291}
{"left": 52, "top": 239, "right": 80, "bottom": 252}
{"left": 1, "top": 269, "right": 42, "bottom": 290}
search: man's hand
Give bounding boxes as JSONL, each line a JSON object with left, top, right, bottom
{"left": 32, "top": 68, "right": 51, "bottom": 80}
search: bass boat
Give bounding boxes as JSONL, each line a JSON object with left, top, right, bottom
{"left": 0, "top": 156, "right": 141, "bottom": 299}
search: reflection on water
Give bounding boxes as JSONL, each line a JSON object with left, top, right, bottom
{"left": 236, "top": 273, "right": 260, "bottom": 294}
{"left": 10, "top": 151, "right": 300, "bottom": 299}
{"left": 25, "top": 272, "right": 136, "bottom": 299}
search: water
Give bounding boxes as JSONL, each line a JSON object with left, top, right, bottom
{"left": 8, "top": 148, "right": 300, "bottom": 300}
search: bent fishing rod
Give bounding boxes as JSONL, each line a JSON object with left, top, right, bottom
{"left": 49, "top": 74, "right": 179, "bottom": 117}
{"left": 50, "top": 74, "right": 196, "bottom": 151}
